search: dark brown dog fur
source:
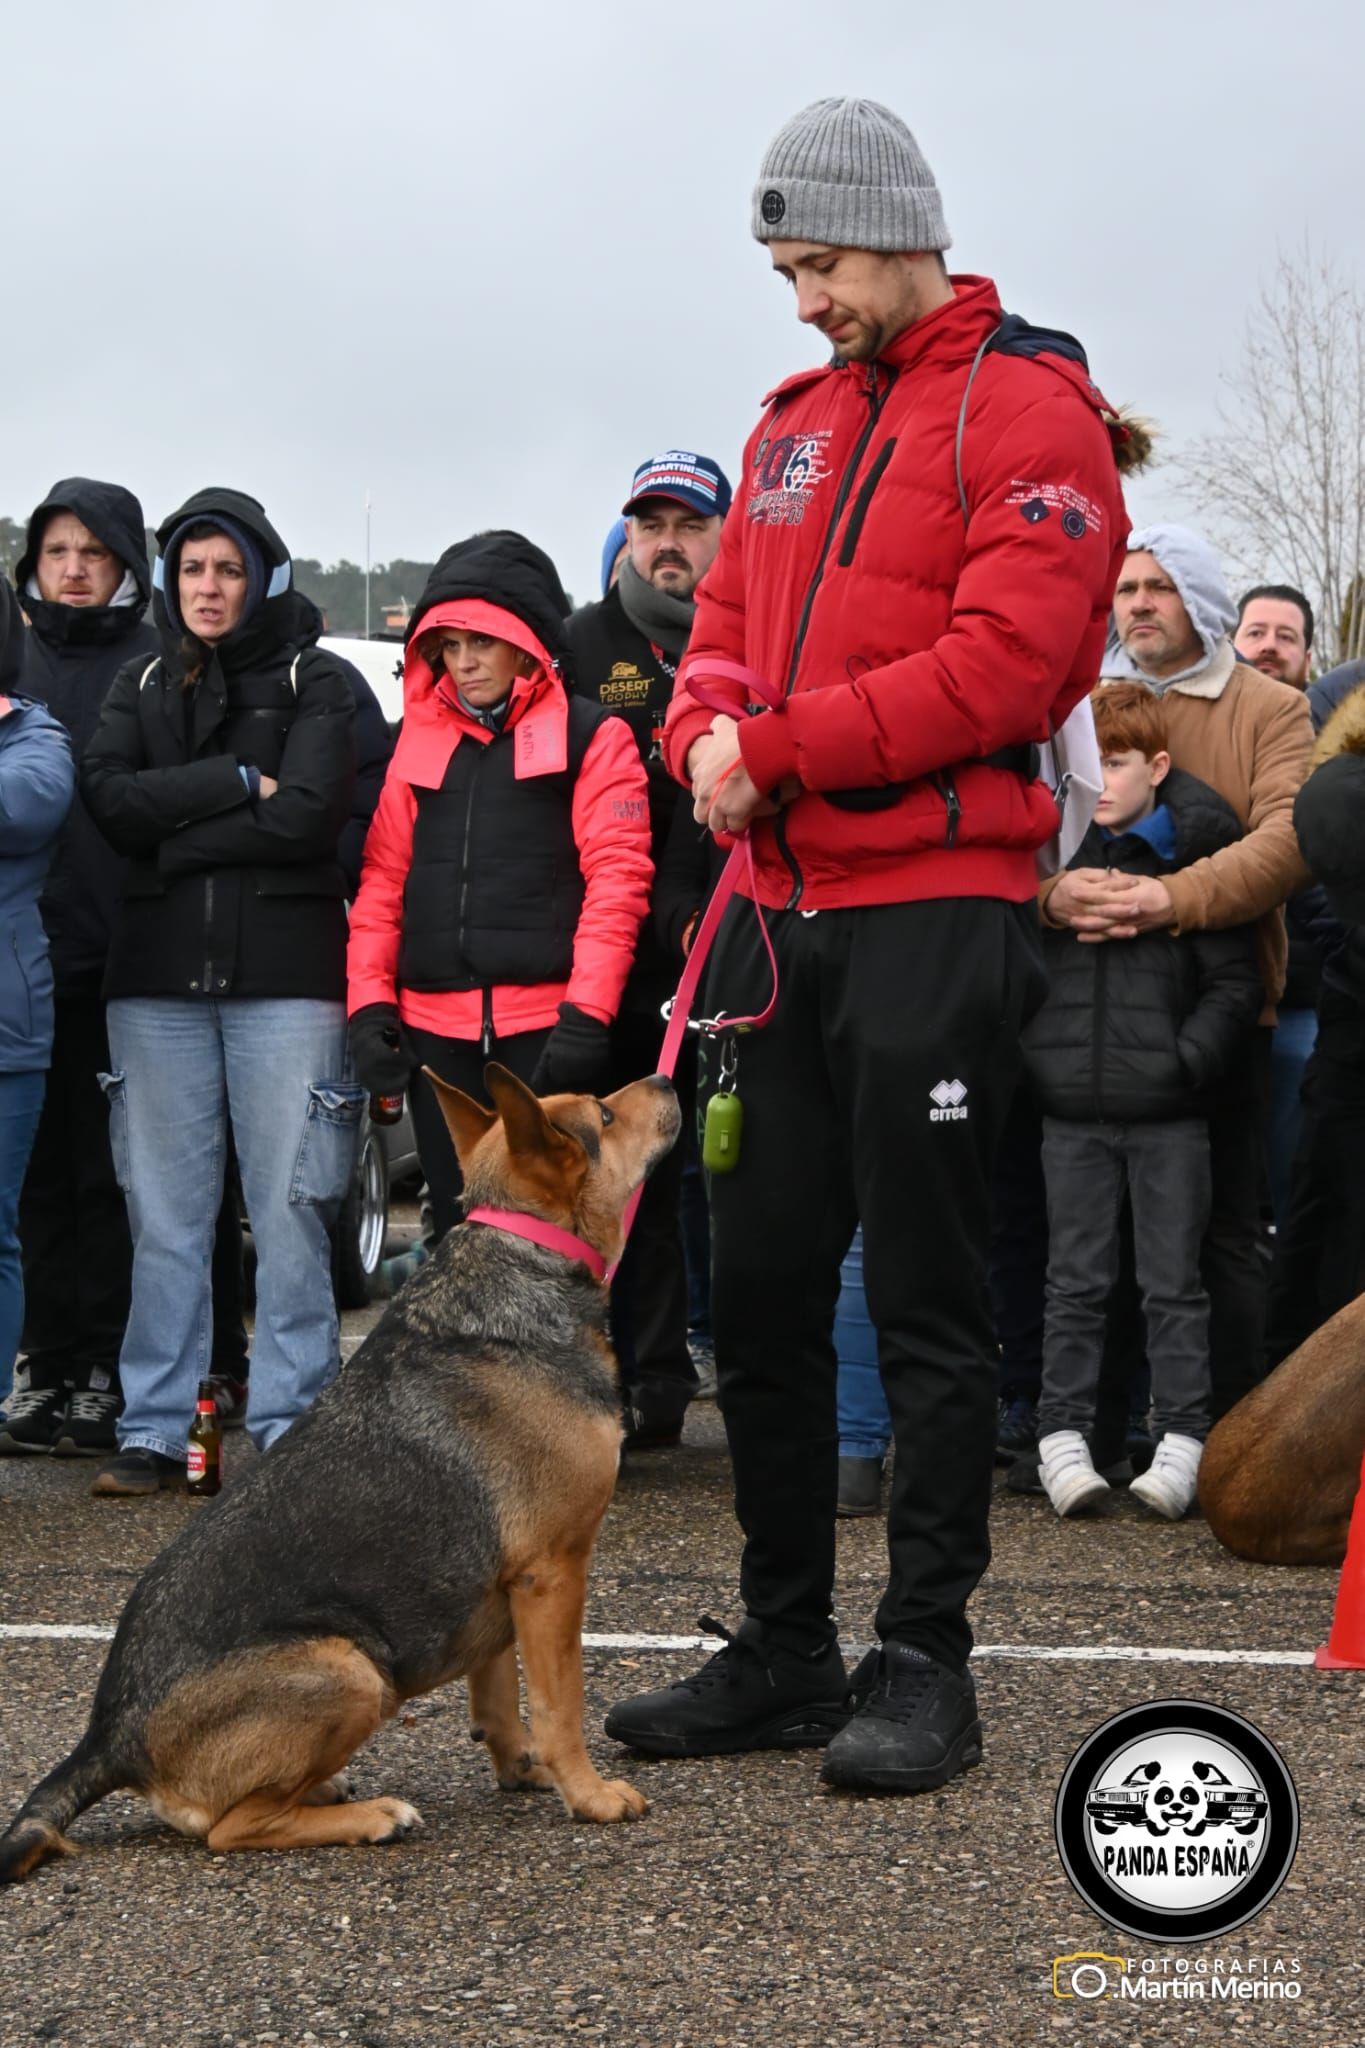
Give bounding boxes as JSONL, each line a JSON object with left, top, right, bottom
{"left": 0, "top": 1066, "right": 680, "bottom": 1880}
{"left": 1199, "top": 1293, "right": 1365, "bottom": 1565}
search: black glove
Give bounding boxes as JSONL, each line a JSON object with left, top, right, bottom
{"left": 531, "top": 1002, "right": 612, "bottom": 1096}
{"left": 348, "top": 1003, "right": 416, "bottom": 1097}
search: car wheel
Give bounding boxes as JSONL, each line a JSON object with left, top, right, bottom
{"left": 332, "top": 1115, "right": 390, "bottom": 1310}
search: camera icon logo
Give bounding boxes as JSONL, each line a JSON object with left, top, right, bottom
{"left": 1053, "top": 1952, "right": 1126, "bottom": 1999}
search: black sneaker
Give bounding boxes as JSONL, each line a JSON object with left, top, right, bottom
{"left": 90, "top": 1448, "right": 186, "bottom": 1497}
{"left": 204, "top": 1374, "right": 248, "bottom": 1430}
{"left": 621, "top": 1384, "right": 688, "bottom": 1453}
{"left": 995, "top": 1396, "right": 1038, "bottom": 1464}
{"left": 52, "top": 1389, "right": 123, "bottom": 1458}
{"left": 604, "top": 1616, "right": 850, "bottom": 1757}
{"left": 0, "top": 1386, "right": 66, "bottom": 1455}
{"left": 821, "top": 1642, "right": 983, "bottom": 1793}
{"left": 836, "top": 1456, "right": 884, "bottom": 1519}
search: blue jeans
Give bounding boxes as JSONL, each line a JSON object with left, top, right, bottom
{"left": 835, "top": 1227, "right": 892, "bottom": 1459}
{"left": 0, "top": 1069, "right": 46, "bottom": 1403}
{"left": 1267, "top": 1007, "right": 1317, "bottom": 1226}
{"left": 104, "top": 999, "right": 359, "bottom": 1459}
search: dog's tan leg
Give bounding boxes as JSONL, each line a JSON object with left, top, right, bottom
{"left": 206, "top": 1792, "right": 421, "bottom": 1852}
{"left": 509, "top": 1552, "right": 647, "bottom": 1823}
{"left": 468, "top": 1646, "right": 553, "bottom": 1792}
{"left": 146, "top": 1637, "right": 418, "bottom": 1855}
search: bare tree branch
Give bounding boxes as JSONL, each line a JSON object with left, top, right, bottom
{"left": 1174, "top": 243, "right": 1365, "bottom": 667}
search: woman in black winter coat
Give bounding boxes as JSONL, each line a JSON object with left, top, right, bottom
{"left": 80, "top": 488, "right": 358, "bottom": 1495}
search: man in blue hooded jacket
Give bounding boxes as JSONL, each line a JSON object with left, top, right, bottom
{"left": 4, "top": 481, "right": 156, "bottom": 1455}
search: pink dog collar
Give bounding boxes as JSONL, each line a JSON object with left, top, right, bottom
{"left": 464, "top": 1207, "right": 607, "bottom": 1282}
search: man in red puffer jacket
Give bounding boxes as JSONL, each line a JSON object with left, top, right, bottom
{"left": 605, "top": 97, "right": 1134, "bottom": 1792}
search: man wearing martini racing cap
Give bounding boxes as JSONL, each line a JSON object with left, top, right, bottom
{"left": 605, "top": 97, "right": 1140, "bottom": 1789}
{"left": 568, "top": 452, "right": 732, "bottom": 1452}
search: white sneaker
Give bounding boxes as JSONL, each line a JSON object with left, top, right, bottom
{"left": 1130, "top": 1433, "right": 1203, "bottom": 1519}
{"left": 1038, "top": 1431, "right": 1112, "bottom": 1517}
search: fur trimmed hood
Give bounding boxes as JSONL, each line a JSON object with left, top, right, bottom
{"left": 1296, "top": 683, "right": 1365, "bottom": 927}
{"left": 1310, "top": 681, "right": 1365, "bottom": 769}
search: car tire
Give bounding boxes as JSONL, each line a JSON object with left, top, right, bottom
{"left": 332, "top": 1113, "right": 390, "bottom": 1310}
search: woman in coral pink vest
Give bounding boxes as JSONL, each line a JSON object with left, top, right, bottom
{"left": 346, "top": 530, "right": 653, "bottom": 1239}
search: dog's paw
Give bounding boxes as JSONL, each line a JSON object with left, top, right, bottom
{"left": 369, "top": 1799, "right": 423, "bottom": 1843}
{"left": 302, "top": 1773, "right": 353, "bottom": 1806}
{"left": 570, "top": 1778, "right": 650, "bottom": 1824}
{"left": 495, "top": 1753, "right": 556, "bottom": 1793}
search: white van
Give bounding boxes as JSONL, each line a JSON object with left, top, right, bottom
{"left": 319, "top": 635, "right": 405, "bottom": 728}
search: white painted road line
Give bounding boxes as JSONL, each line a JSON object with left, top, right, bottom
{"left": 0, "top": 1623, "right": 1319, "bottom": 1665}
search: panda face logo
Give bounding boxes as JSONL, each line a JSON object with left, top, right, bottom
{"left": 1131, "top": 1758, "right": 1213, "bottom": 1836}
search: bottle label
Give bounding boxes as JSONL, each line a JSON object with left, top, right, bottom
{"left": 187, "top": 1445, "right": 207, "bottom": 1481}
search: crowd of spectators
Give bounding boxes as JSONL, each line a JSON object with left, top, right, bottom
{"left": 2, "top": 94, "right": 1364, "bottom": 1800}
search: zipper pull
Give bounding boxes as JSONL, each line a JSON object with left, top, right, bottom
{"left": 480, "top": 988, "right": 494, "bottom": 1060}
{"left": 933, "top": 771, "right": 961, "bottom": 848}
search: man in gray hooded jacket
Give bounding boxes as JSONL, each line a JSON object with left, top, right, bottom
{"left": 1041, "top": 523, "right": 1312, "bottom": 1420}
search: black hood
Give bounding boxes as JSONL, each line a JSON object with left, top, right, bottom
{"left": 990, "top": 312, "right": 1089, "bottom": 369}
{"left": 1163, "top": 766, "right": 1246, "bottom": 865}
{"left": 152, "top": 487, "right": 321, "bottom": 673}
{"left": 16, "top": 476, "right": 151, "bottom": 650}
{"left": 0, "top": 578, "right": 25, "bottom": 694}
{"left": 409, "top": 530, "right": 573, "bottom": 680}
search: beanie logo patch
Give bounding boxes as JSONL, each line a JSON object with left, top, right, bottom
{"left": 760, "top": 188, "right": 787, "bottom": 225}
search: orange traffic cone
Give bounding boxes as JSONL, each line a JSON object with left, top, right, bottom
{"left": 1316, "top": 1449, "right": 1365, "bottom": 1669}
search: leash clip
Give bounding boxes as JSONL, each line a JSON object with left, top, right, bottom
{"left": 659, "top": 1002, "right": 751, "bottom": 1039}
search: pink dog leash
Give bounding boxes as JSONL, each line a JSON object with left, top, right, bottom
{"left": 467, "top": 658, "right": 784, "bottom": 1285}
{"left": 610, "top": 657, "right": 786, "bottom": 1273}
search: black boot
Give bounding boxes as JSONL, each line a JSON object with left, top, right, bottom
{"left": 604, "top": 1616, "right": 850, "bottom": 1757}
{"left": 821, "top": 1641, "right": 982, "bottom": 1792}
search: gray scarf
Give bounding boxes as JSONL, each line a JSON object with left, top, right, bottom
{"left": 616, "top": 557, "right": 695, "bottom": 662}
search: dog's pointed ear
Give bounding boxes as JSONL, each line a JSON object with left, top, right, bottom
{"left": 421, "top": 1067, "right": 497, "bottom": 1170}
{"left": 484, "top": 1063, "right": 581, "bottom": 1164}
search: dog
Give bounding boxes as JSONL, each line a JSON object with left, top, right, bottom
{"left": 1199, "top": 1292, "right": 1365, "bottom": 1566}
{"left": 0, "top": 1064, "right": 680, "bottom": 1882}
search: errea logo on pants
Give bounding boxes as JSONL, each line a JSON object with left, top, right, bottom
{"left": 929, "top": 1079, "right": 969, "bottom": 1122}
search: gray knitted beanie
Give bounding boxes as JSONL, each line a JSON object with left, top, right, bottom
{"left": 752, "top": 97, "right": 950, "bottom": 253}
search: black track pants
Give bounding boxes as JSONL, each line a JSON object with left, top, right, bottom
{"left": 19, "top": 996, "right": 131, "bottom": 1389}
{"left": 703, "top": 895, "right": 1046, "bottom": 1670}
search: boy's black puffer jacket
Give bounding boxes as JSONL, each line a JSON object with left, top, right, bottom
{"left": 1023, "top": 767, "right": 1262, "bottom": 1120}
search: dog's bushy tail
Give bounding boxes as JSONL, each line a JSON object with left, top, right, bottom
{"left": 0, "top": 1735, "right": 124, "bottom": 1884}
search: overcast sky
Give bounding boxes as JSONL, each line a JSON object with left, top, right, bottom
{"left": 4, "top": 0, "right": 1360, "bottom": 607}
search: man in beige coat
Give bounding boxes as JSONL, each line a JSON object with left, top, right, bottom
{"left": 1043, "top": 523, "right": 1312, "bottom": 1420}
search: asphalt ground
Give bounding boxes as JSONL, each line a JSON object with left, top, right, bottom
{"left": 1, "top": 1293, "right": 1362, "bottom": 2047}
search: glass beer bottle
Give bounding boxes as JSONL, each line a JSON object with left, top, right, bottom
{"left": 186, "top": 1380, "right": 223, "bottom": 1497}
